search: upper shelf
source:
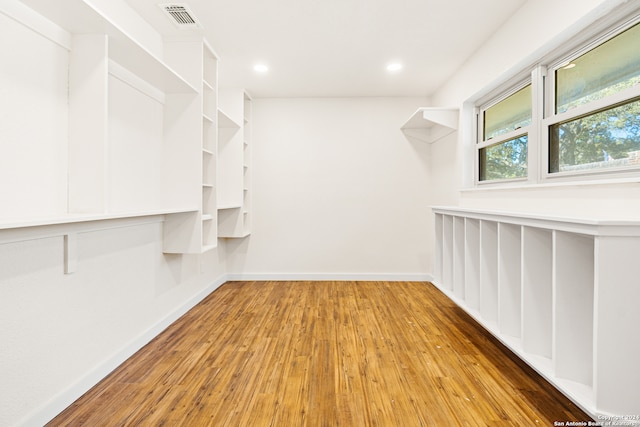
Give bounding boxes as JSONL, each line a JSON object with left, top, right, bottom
{"left": 401, "top": 107, "right": 459, "bottom": 143}
{"left": 218, "top": 108, "right": 242, "bottom": 129}
{"left": 0, "top": 208, "right": 198, "bottom": 232}
{"left": 19, "top": 0, "right": 198, "bottom": 94}
{"left": 432, "top": 205, "right": 640, "bottom": 236}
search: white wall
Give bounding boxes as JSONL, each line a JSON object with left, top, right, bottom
{"left": 426, "top": 0, "right": 640, "bottom": 273}
{"left": 0, "top": 11, "right": 68, "bottom": 219}
{"left": 431, "top": 0, "right": 628, "bottom": 108}
{"left": 226, "top": 97, "right": 431, "bottom": 280}
{"left": 0, "top": 222, "right": 227, "bottom": 426}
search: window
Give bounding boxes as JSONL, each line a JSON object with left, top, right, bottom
{"left": 479, "top": 135, "right": 528, "bottom": 181}
{"left": 474, "top": 12, "right": 640, "bottom": 186}
{"left": 549, "top": 97, "right": 640, "bottom": 173}
{"left": 548, "top": 21, "right": 640, "bottom": 175}
{"left": 555, "top": 23, "right": 640, "bottom": 114}
{"left": 478, "top": 84, "right": 531, "bottom": 182}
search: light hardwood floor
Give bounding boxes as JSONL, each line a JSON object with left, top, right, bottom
{"left": 48, "top": 281, "right": 592, "bottom": 426}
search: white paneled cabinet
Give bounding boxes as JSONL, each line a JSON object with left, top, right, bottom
{"left": 432, "top": 206, "right": 640, "bottom": 420}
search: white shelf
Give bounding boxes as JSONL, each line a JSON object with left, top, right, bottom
{"left": 201, "top": 244, "right": 217, "bottom": 253}
{"left": 0, "top": 208, "right": 197, "bottom": 231}
{"left": 203, "top": 79, "right": 215, "bottom": 91}
{"left": 401, "top": 107, "right": 459, "bottom": 143}
{"left": 218, "top": 108, "right": 242, "bottom": 128}
{"left": 432, "top": 205, "right": 640, "bottom": 235}
{"left": 0, "top": 209, "right": 198, "bottom": 251}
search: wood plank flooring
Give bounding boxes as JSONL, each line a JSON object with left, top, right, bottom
{"left": 48, "top": 281, "right": 592, "bottom": 426}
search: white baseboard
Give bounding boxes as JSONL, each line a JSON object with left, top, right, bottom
{"left": 20, "top": 274, "right": 228, "bottom": 427}
{"left": 226, "top": 273, "right": 434, "bottom": 282}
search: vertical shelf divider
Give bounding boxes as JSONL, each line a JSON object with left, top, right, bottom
{"left": 464, "top": 218, "right": 480, "bottom": 310}
{"left": 521, "top": 226, "right": 553, "bottom": 359}
{"left": 201, "top": 41, "right": 219, "bottom": 250}
{"left": 498, "top": 223, "right": 522, "bottom": 339}
{"left": 442, "top": 216, "right": 454, "bottom": 290}
{"left": 453, "top": 216, "right": 466, "bottom": 299}
{"left": 554, "top": 231, "right": 594, "bottom": 386}
{"left": 68, "top": 34, "right": 109, "bottom": 214}
{"left": 479, "top": 220, "right": 498, "bottom": 323}
{"left": 434, "top": 214, "right": 444, "bottom": 284}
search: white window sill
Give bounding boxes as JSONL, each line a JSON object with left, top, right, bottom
{"left": 462, "top": 176, "right": 640, "bottom": 193}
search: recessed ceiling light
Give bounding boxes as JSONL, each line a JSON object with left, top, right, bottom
{"left": 386, "top": 63, "right": 403, "bottom": 72}
{"left": 254, "top": 64, "right": 269, "bottom": 73}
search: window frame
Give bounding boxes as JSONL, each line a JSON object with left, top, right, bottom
{"left": 471, "top": 9, "right": 640, "bottom": 188}
{"left": 475, "top": 71, "right": 542, "bottom": 187}
{"left": 542, "top": 16, "right": 640, "bottom": 182}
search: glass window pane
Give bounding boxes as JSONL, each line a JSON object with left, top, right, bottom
{"left": 549, "top": 97, "right": 640, "bottom": 173}
{"left": 483, "top": 85, "right": 531, "bottom": 140}
{"left": 479, "top": 135, "right": 528, "bottom": 181}
{"left": 556, "top": 22, "right": 640, "bottom": 114}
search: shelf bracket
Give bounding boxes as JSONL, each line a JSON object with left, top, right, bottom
{"left": 400, "top": 107, "right": 459, "bottom": 144}
{"left": 64, "top": 233, "right": 78, "bottom": 274}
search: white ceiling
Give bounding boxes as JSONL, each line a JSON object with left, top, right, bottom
{"left": 126, "top": 0, "right": 527, "bottom": 98}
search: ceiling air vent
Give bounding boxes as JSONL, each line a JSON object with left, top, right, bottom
{"left": 159, "top": 3, "right": 201, "bottom": 29}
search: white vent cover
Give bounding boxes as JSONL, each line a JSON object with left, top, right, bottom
{"left": 159, "top": 3, "right": 201, "bottom": 29}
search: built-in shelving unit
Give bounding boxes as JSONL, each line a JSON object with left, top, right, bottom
{"left": 160, "top": 37, "right": 216, "bottom": 254}
{"left": 432, "top": 206, "right": 640, "bottom": 420}
{"left": 242, "top": 92, "right": 252, "bottom": 237}
{"left": 2, "top": 0, "right": 249, "bottom": 256}
{"left": 401, "top": 107, "right": 459, "bottom": 143}
{"left": 217, "top": 89, "right": 252, "bottom": 238}
{"left": 20, "top": 0, "right": 197, "bottom": 93}
{"left": 13, "top": 0, "right": 198, "bottom": 222}
{"left": 200, "top": 42, "right": 219, "bottom": 252}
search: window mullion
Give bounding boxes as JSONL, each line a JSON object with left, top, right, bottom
{"left": 530, "top": 65, "right": 546, "bottom": 184}
{"left": 474, "top": 107, "right": 481, "bottom": 186}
